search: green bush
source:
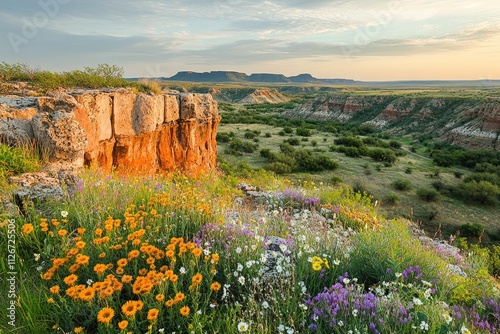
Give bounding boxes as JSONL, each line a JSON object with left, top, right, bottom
{"left": 368, "top": 148, "right": 397, "bottom": 164}
{"left": 416, "top": 187, "right": 439, "bottom": 202}
{"left": 392, "top": 179, "right": 412, "bottom": 191}
{"left": 330, "top": 175, "right": 343, "bottom": 186}
{"left": 385, "top": 192, "right": 400, "bottom": 205}
{"left": 405, "top": 167, "right": 413, "bottom": 174}
{"left": 228, "top": 138, "right": 258, "bottom": 153}
{"left": 296, "top": 127, "right": 312, "bottom": 137}
{"left": 459, "top": 180, "right": 500, "bottom": 204}
{"left": 216, "top": 132, "right": 233, "bottom": 143}
{"left": 285, "top": 138, "right": 300, "bottom": 146}
{"left": 334, "top": 136, "right": 364, "bottom": 148}
{"left": 0, "top": 142, "right": 41, "bottom": 179}
{"left": 268, "top": 162, "right": 292, "bottom": 174}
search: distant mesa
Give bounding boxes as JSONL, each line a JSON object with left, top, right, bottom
{"left": 164, "top": 71, "right": 356, "bottom": 84}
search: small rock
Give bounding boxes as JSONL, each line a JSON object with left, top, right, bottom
{"left": 447, "top": 264, "right": 467, "bottom": 277}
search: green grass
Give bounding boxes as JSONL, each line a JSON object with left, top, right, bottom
{"left": 1, "top": 169, "right": 499, "bottom": 333}
{"left": 217, "top": 117, "right": 500, "bottom": 245}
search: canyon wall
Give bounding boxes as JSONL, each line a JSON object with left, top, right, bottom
{"left": 0, "top": 89, "right": 220, "bottom": 176}
{"left": 286, "top": 95, "right": 500, "bottom": 151}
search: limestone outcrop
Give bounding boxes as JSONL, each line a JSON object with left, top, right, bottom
{"left": 0, "top": 89, "right": 220, "bottom": 176}
{"left": 286, "top": 95, "right": 500, "bottom": 151}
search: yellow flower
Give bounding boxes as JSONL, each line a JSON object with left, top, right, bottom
{"left": 22, "top": 224, "right": 34, "bottom": 234}
{"left": 58, "top": 229, "right": 68, "bottom": 237}
{"left": 95, "top": 228, "right": 103, "bottom": 236}
{"left": 74, "top": 327, "right": 84, "bottom": 333}
{"left": 180, "top": 306, "right": 190, "bottom": 317}
{"left": 118, "top": 320, "right": 128, "bottom": 330}
{"left": 78, "top": 287, "right": 95, "bottom": 302}
{"left": 174, "top": 292, "right": 185, "bottom": 303}
{"left": 116, "top": 267, "right": 124, "bottom": 275}
{"left": 211, "top": 253, "right": 219, "bottom": 264}
{"left": 77, "top": 227, "right": 86, "bottom": 235}
{"left": 121, "top": 301, "right": 137, "bottom": 317}
{"left": 97, "top": 307, "right": 115, "bottom": 324}
{"left": 192, "top": 248, "right": 202, "bottom": 257}
{"left": 191, "top": 273, "right": 203, "bottom": 286}
{"left": 312, "top": 262, "right": 322, "bottom": 271}
{"left": 169, "top": 274, "right": 178, "bottom": 283}
{"left": 94, "top": 263, "right": 107, "bottom": 275}
{"left": 155, "top": 294, "right": 165, "bottom": 302}
{"left": 50, "top": 285, "right": 60, "bottom": 294}
{"left": 165, "top": 299, "right": 175, "bottom": 307}
{"left": 122, "top": 275, "right": 133, "bottom": 284}
{"left": 210, "top": 282, "right": 221, "bottom": 292}
{"left": 47, "top": 297, "right": 55, "bottom": 303}
{"left": 75, "top": 254, "right": 90, "bottom": 265}
{"left": 99, "top": 252, "right": 106, "bottom": 258}
{"left": 147, "top": 308, "right": 159, "bottom": 321}
{"left": 76, "top": 241, "right": 86, "bottom": 249}
{"left": 63, "top": 274, "right": 78, "bottom": 286}
{"left": 128, "top": 250, "right": 140, "bottom": 260}
{"left": 117, "top": 258, "right": 128, "bottom": 267}
{"left": 135, "top": 300, "right": 144, "bottom": 311}
{"left": 69, "top": 263, "right": 80, "bottom": 273}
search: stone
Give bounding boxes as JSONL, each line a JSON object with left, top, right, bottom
{"left": 0, "top": 103, "right": 38, "bottom": 144}
{"left": 132, "top": 94, "right": 164, "bottom": 134}
{"left": 179, "top": 93, "right": 218, "bottom": 120}
{"left": 10, "top": 172, "right": 63, "bottom": 203}
{"left": 112, "top": 89, "right": 136, "bottom": 136}
{"left": 164, "top": 94, "right": 180, "bottom": 122}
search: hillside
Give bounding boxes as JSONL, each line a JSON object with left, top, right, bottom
{"left": 285, "top": 94, "right": 500, "bottom": 151}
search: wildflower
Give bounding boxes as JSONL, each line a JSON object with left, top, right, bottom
{"left": 420, "top": 321, "right": 429, "bottom": 331}
{"left": 180, "top": 306, "right": 190, "bottom": 317}
{"left": 122, "top": 300, "right": 137, "bottom": 317}
{"left": 76, "top": 241, "right": 86, "bottom": 249}
{"left": 74, "top": 327, "right": 84, "bottom": 333}
{"left": 117, "top": 258, "right": 128, "bottom": 267}
{"left": 147, "top": 308, "right": 159, "bottom": 321}
{"left": 50, "top": 285, "right": 60, "bottom": 294}
{"left": 76, "top": 254, "right": 90, "bottom": 265}
{"left": 192, "top": 248, "right": 202, "bottom": 257}
{"left": 210, "top": 282, "right": 221, "bottom": 292}
{"left": 461, "top": 325, "right": 471, "bottom": 334}
{"left": 238, "top": 276, "right": 246, "bottom": 285}
{"left": 235, "top": 247, "right": 242, "bottom": 254}
{"left": 118, "top": 320, "right": 128, "bottom": 330}
{"left": 286, "top": 328, "right": 294, "bottom": 334}
{"left": 63, "top": 274, "right": 78, "bottom": 286}
{"left": 78, "top": 287, "right": 95, "bottom": 302}
{"left": 61, "top": 210, "right": 69, "bottom": 218}
{"left": 22, "top": 224, "right": 34, "bottom": 234}
{"left": 174, "top": 292, "right": 185, "bottom": 303}
{"left": 58, "top": 229, "right": 68, "bottom": 237}
{"left": 156, "top": 294, "right": 165, "bottom": 302}
{"left": 122, "top": 275, "right": 133, "bottom": 284}
{"left": 352, "top": 309, "right": 358, "bottom": 317}
{"left": 262, "top": 301, "right": 269, "bottom": 309}
{"left": 94, "top": 263, "right": 107, "bottom": 275}
{"left": 179, "top": 267, "right": 186, "bottom": 274}
{"left": 333, "top": 259, "right": 340, "bottom": 265}
{"left": 97, "top": 307, "right": 115, "bottom": 324}
{"left": 238, "top": 322, "right": 249, "bottom": 332}
{"left": 413, "top": 297, "right": 423, "bottom": 306}
{"left": 165, "top": 299, "right": 175, "bottom": 307}
{"left": 47, "top": 297, "right": 55, "bottom": 303}
{"left": 312, "top": 262, "right": 322, "bottom": 271}
{"left": 192, "top": 273, "right": 203, "bottom": 285}
{"left": 395, "top": 272, "right": 402, "bottom": 278}
{"left": 77, "top": 227, "right": 86, "bottom": 235}
{"left": 443, "top": 312, "right": 452, "bottom": 324}
{"left": 278, "top": 324, "right": 285, "bottom": 332}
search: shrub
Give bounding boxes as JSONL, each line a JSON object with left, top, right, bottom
{"left": 260, "top": 149, "right": 272, "bottom": 158}
{"left": 244, "top": 131, "right": 257, "bottom": 139}
{"left": 0, "top": 142, "right": 41, "bottom": 179}
{"left": 216, "top": 132, "right": 233, "bottom": 143}
{"left": 392, "top": 179, "right": 412, "bottom": 191}
{"left": 330, "top": 175, "right": 343, "bottom": 186}
{"left": 311, "top": 140, "right": 317, "bottom": 147}
{"left": 416, "top": 187, "right": 439, "bottom": 202}
{"left": 389, "top": 140, "right": 402, "bottom": 149}
{"left": 460, "top": 223, "right": 485, "bottom": 238}
{"left": 268, "top": 162, "right": 292, "bottom": 174}
{"left": 385, "top": 192, "right": 400, "bottom": 205}
{"left": 459, "top": 180, "right": 500, "bottom": 205}
{"left": 334, "top": 136, "right": 364, "bottom": 148}
{"left": 228, "top": 138, "right": 257, "bottom": 153}
{"left": 283, "top": 126, "right": 293, "bottom": 134}
{"left": 405, "top": 167, "right": 413, "bottom": 174}
{"left": 284, "top": 138, "right": 300, "bottom": 146}
{"left": 368, "top": 148, "right": 397, "bottom": 164}
{"left": 265, "top": 133, "right": 272, "bottom": 138}
{"left": 454, "top": 171, "right": 463, "bottom": 179}
{"left": 296, "top": 127, "right": 312, "bottom": 137}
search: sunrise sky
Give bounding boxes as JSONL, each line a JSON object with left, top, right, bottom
{"left": 1, "top": 0, "right": 499, "bottom": 80}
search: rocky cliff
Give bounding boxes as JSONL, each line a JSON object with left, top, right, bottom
{"left": 0, "top": 89, "right": 220, "bottom": 176}
{"left": 286, "top": 95, "right": 500, "bottom": 150}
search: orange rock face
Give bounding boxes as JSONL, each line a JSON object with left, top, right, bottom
{"left": 0, "top": 89, "right": 220, "bottom": 176}
{"left": 73, "top": 90, "right": 220, "bottom": 176}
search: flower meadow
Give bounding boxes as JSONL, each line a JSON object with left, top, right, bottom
{"left": 1, "top": 169, "right": 500, "bottom": 333}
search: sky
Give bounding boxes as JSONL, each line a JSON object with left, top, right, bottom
{"left": 1, "top": 0, "right": 499, "bottom": 81}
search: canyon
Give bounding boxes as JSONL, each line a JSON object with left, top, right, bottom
{"left": 286, "top": 94, "right": 500, "bottom": 151}
{"left": 0, "top": 89, "right": 220, "bottom": 176}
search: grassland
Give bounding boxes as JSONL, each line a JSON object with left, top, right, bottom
{"left": 217, "top": 104, "right": 500, "bottom": 244}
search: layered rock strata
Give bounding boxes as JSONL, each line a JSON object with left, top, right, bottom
{"left": 0, "top": 89, "right": 220, "bottom": 176}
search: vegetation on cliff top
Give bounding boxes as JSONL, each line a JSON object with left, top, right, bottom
{"left": 0, "top": 62, "right": 159, "bottom": 93}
